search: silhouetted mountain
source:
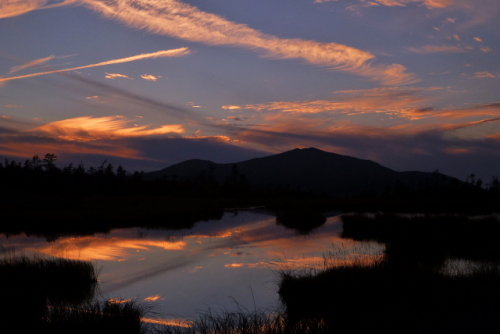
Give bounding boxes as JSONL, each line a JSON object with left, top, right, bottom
{"left": 145, "top": 148, "right": 462, "bottom": 197}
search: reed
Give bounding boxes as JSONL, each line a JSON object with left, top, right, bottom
{"left": 0, "top": 254, "right": 98, "bottom": 304}
{"left": 156, "top": 310, "right": 329, "bottom": 334}
{"left": 43, "top": 299, "right": 149, "bottom": 334}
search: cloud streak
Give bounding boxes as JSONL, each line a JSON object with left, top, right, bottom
{"left": 314, "top": 0, "right": 453, "bottom": 9}
{"left": 0, "top": 48, "right": 190, "bottom": 83}
{"left": 367, "top": 0, "right": 453, "bottom": 8}
{"left": 8, "top": 55, "right": 55, "bottom": 74}
{"left": 407, "top": 45, "right": 467, "bottom": 53}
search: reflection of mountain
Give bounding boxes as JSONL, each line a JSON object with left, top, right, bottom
{"left": 145, "top": 147, "right": 460, "bottom": 197}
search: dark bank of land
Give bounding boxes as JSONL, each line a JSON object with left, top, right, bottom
{"left": 1, "top": 151, "right": 500, "bottom": 239}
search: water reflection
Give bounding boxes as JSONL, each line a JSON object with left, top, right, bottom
{"left": 0, "top": 210, "right": 383, "bottom": 319}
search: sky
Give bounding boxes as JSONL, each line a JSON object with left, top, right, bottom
{"left": 1, "top": 0, "right": 499, "bottom": 181}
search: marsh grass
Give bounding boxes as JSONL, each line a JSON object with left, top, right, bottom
{"left": 156, "top": 309, "right": 329, "bottom": 334}
{"left": 44, "top": 299, "right": 149, "bottom": 334}
{"left": 278, "top": 246, "right": 500, "bottom": 334}
{"left": 0, "top": 254, "right": 99, "bottom": 331}
{"left": 0, "top": 254, "right": 98, "bottom": 304}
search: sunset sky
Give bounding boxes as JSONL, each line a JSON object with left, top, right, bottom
{"left": 1, "top": 0, "right": 499, "bottom": 181}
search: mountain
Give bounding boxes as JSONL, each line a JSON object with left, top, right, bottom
{"left": 144, "top": 148, "right": 460, "bottom": 197}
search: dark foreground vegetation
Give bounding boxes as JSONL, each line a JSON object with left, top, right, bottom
{"left": 276, "top": 210, "right": 327, "bottom": 234}
{"left": 0, "top": 254, "right": 149, "bottom": 333}
{"left": 44, "top": 299, "right": 148, "bottom": 334}
{"left": 156, "top": 310, "right": 328, "bottom": 334}
{"left": 279, "top": 258, "right": 500, "bottom": 334}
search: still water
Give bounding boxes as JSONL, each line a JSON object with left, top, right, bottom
{"left": 0, "top": 209, "right": 383, "bottom": 323}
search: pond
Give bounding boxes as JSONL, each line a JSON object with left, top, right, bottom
{"left": 0, "top": 209, "right": 383, "bottom": 324}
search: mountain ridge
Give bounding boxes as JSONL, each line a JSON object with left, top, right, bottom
{"left": 144, "top": 147, "right": 459, "bottom": 197}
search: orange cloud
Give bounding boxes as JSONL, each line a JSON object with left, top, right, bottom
{"left": 0, "top": 0, "right": 76, "bottom": 18}
{"left": 474, "top": 72, "right": 496, "bottom": 78}
{"left": 222, "top": 105, "right": 243, "bottom": 110}
{"left": 0, "top": 115, "right": 188, "bottom": 160}
{"left": 32, "top": 116, "right": 185, "bottom": 141}
{"left": 0, "top": 0, "right": 47, "bottom": 18}
{"left": 242, "top": 87, "right": 440, "bottom": 118}
{"left": 0, "top": 48, "right": 190, "bottom": 83}
{"left": 105, "top": 73, "right": 131, "bottom": 79}
{"left": 184, "top": 135, "right": 232, "bottom": 143}
{"left": 141, "top": 74, "right": 160, "bottom": 81}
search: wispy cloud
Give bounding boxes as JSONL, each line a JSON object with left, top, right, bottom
{"left": 78, "top": 0, "right": 416, "bottom": 85}
{"left": 0, "top": 48, "right": 190, "bottom": 83}
{"left": 240, "top": 87, "right": 441, "bottom": 118}
{"left": 222, "top": 105, "right": 243, "bottom": 110}
{"left": 407, "top": 45, "right": 466, "bottom": 54}
{"left": 474, "top": 72, "right": 496, "bottom": 78}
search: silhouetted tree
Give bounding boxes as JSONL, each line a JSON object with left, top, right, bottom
{"left": 43, "top": 153, "right": 58, "bottom": 171}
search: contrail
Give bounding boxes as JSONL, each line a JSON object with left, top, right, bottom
{"left": 0, "top": 48, "right": 190, "bottom": 83}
